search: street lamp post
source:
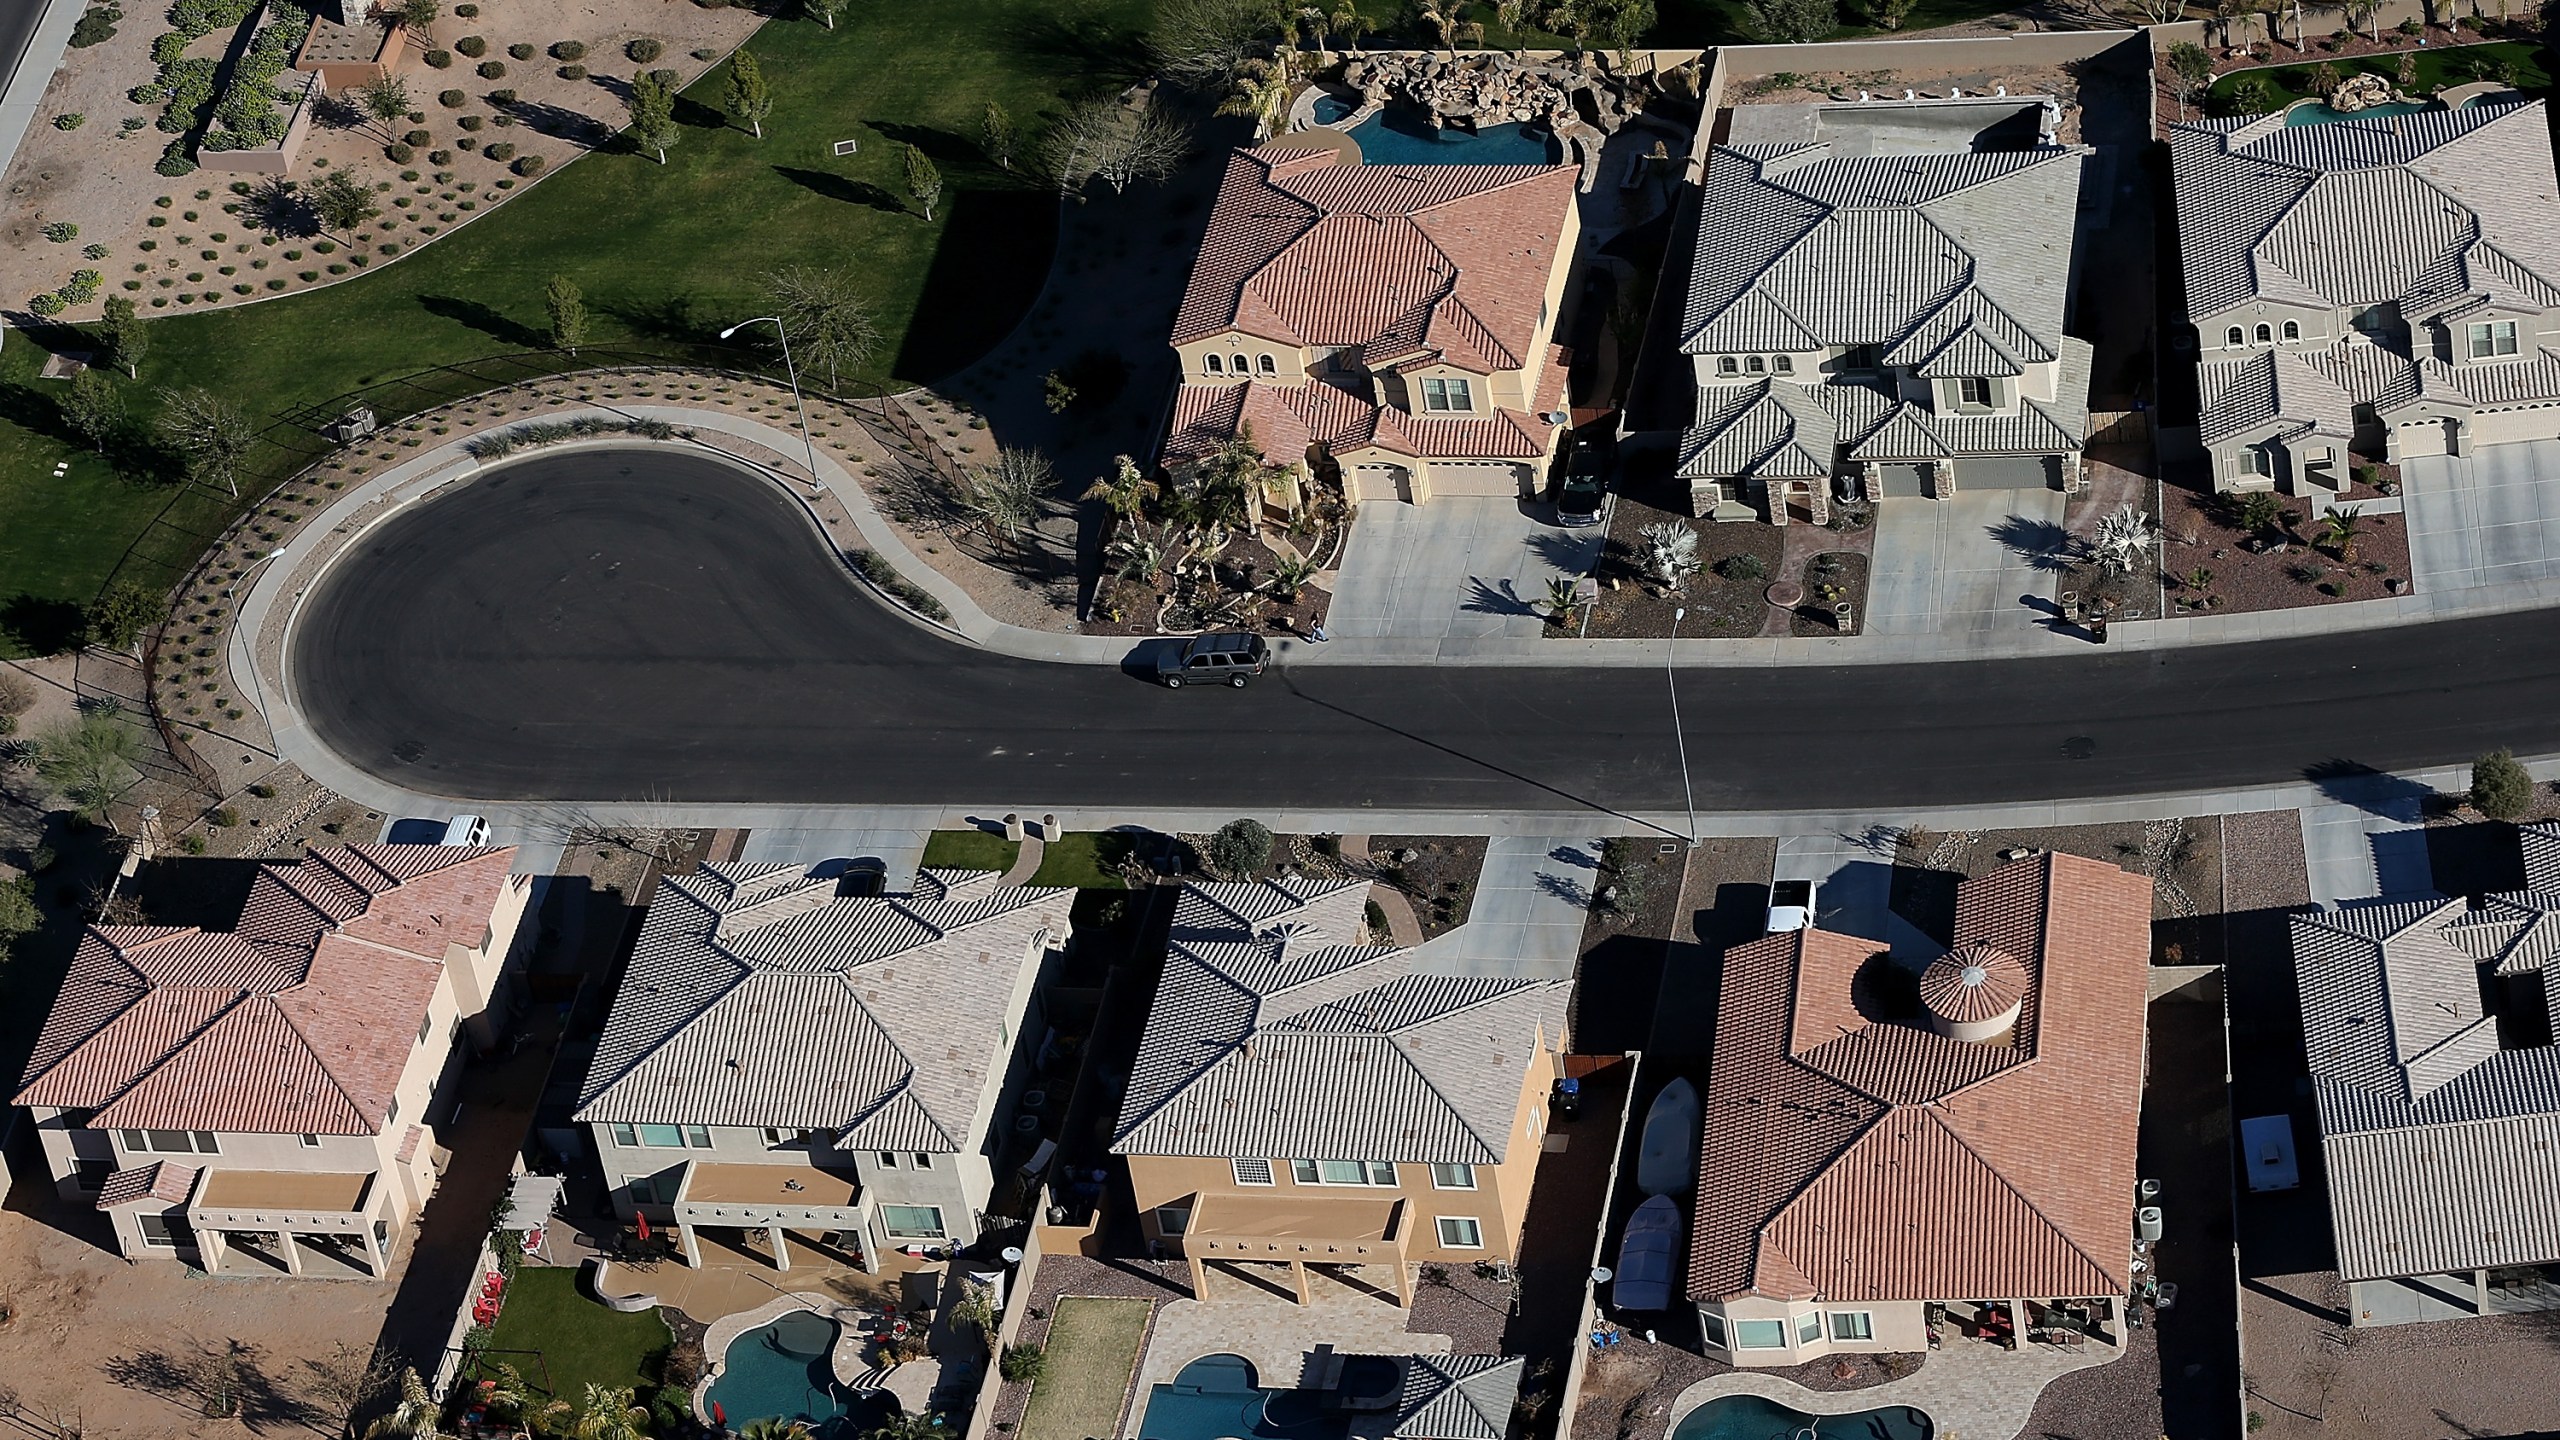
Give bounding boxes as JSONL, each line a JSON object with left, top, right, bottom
{"left": 1668, "top": 605, "right": 1698, "bottom": 848}
{"left": 718, "top": 315, "right": 823, "bottom": 493}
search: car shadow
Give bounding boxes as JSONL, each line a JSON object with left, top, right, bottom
{"left": 1118, "top": 637, "right": 1188, "bottom": 683}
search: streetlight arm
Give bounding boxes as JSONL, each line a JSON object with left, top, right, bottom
{"left": 718, "top": 314, "right": 822, "bottom": 492}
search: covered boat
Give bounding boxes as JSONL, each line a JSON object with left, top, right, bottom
{"left": 1635, "top": 1077, "right": 1699, "bottom": 1195}
{"left": 1613, "top": 1195, "right": 1681, "bottom": 1311}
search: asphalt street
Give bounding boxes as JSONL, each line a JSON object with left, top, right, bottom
{"left": 290, "top": 448, "right": 2560, "bottom": 814}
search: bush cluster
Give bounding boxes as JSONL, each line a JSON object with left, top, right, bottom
{"left": 848, "top": 550, "right": 952, "bottom": 620}
{"left": 422, "top": 48, "right": 450, "bottom": 67}
{"left": 463, "top": 415, "right": 681, "bottom": 459}
{"left": 439, "top": 88, "right": 467, "bottom": 107}
{"left": 453, "top": 34, "right": 487, "bottom": 56}
{"left": 476, "top": 59, "right": 506, "bottom": 79}
{"left": 483, "top": 140, "right": 515, "bottom": 161}
{"left": 506, "top": 42, "right": 533, "bottom": 59}
{"left": 550, "top": 39, "right": 586, "bottom": 59}
{"left": 626, "top": 36, "right": 661, "bottom": 62}
{"left": 511, "top": 153, "right": 544, "bottom": 176}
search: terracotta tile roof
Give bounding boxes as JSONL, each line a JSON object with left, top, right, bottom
{"left": 1690, "top": 852, "right": 2151, "bottom": 1305}
{"left": 1173, "top": 144, "right": 1576, "bottom": 369}
{"left": 96, "top": 1161, "right": 200, "bottom": 1209}
{"left": 14, "top": 846, "right": 519, "bottom": 1136}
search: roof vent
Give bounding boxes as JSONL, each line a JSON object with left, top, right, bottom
{"left": 1918, "top": 942, "right": 2026, "bottom": 1043}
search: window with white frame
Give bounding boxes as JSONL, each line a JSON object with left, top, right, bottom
{"left": 385, "top": 1096, "right": 399, "bottom": 1127}
{"left": 911, "top": 1152, "right": 934, "bottom": 1169}
{"left": 1157, "top": 1204, "right": 1191, "bottom": 1236}
{"left": 764, "top": 1127, "right": 814, "bottom": 1147}
{"left": 2282, "top": 320, "right": 2301, "bottom": 342}
{"left": 877, "top": 1152, "right": 901, "bottom": 1168}
{"left": 1773, "top": 355, "right": 1794, "bottom": 374}
{"left": 2255, "top": 323, "right": 2273, "bottom": 344}
{"left": 2226, "top": 326, "right": 2245, "bottom": 347}
{"left": 1429, "top": 1163, "right": 1476, "bottom": 1190}
{"left": 417, "top": 1013, "right": 433, "bottom": 1046}
{"left": 1829, "top": 1311, "right": 1875, "bottom": 1341}
{"left": 1746, "top": 355, "right": 1766, "bottom": 374}
{"left": 882, "top": 1204, "right": 947, "bottom": 1239}
{"left": 1291, "top": 1159, "right": 1397, "bottom": 1186}
{"left": 137, "top": 1213, "right": 191, "bottom": 1248}
{"left": 1206, "top": 353, "right": 1224, "bottom": 375}
{"left": 1701, "top": 1313, "right": 1730, "bottom": 1349}
{"left": 616, "top": 1123, "right": 705, "bottom": 1149}
{"left": 1259, "top": 354, "right": 1277, "bottom": 375}
{"left": 1732, "top": 1319, "right": 1790, "bottom": 1350}
{"left": 627, "top": 1175, "right": 660, "bottom": 1204}
{"left": 1232, "top": 1157, "right": 1275, "bottom": 1186}
{"left": 2241, "top": 445, "right": 2276, "bottom": 478}
{"left": 300, "top": 1133, "right": 322, "bottom": 1148}
{"left": 1435, "top": 1216, "right": 1484, "bottom": 1249}
{"left": 2470, "top": 320, "right": 2520, "bottom": 358}
{"left": 1956, "top": 376, "right": 1992, "bottom": 407}
{"left": 1421, "top": 377, "right": 1473, "bottom": 412}
{"left": 1717, "top": 356, "right": 1739, "bottom": 376}
{"left": 1795, "top": 1313, "right": 1823, "bottom": 1344}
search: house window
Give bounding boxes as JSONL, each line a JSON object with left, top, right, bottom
{"left": 1421, "top": 377, "right": 1472, "bottom": 412}
{"left": 1829, "top": 1311, "right": 1875, "bottom": 1341}
{"left": 635, "top": 1124, "right": 687, "bottom": 1148}
{"left": 300, "top": 1134, "right": 322, "bottom": 1149}
{"left": 2470, "top": 320, "right": 2520, "bottom": 358}
{"left": 2241, "top": 445, "right": 2276, "bottom": 478}
{"left": 2281, "top": 320, "right": 2301, "bottom": 342}
{"left": 763, "top": 1127, "right": 813, "bottom": 1147}
{"left": 1435, "top": 1216, "right": 1485, "bottom": 1249}
{"left": 1291, "top": 1159, "right": 1397, "bottom": 1186}
{"left": 1773, "top": 355, "right": 1793, "bottom": 375}
{"left": 2226, "top": 326, "right": 2245, "bottom": 347}
{"left": 1157, "top": 1205, "right": 1191, "bottom": 1236}
{"left": 1429, "top": 1163, "right": 1477, "bottom": 1190}
{"left": 385, "top": 1097, "right": 398, "bottom": 1127}
{"left": 1746, "top": 355, "right": 1765, "bottom": 374}
{"left": 1843, "top": 346, "right": 1881, "bottom": 373}
{"left": 877, "top": 1152, "right": 901, "bottom": 1169}
{"left": 1232, "top": 1157, "right": 1275, "bottom": 1186}
{"left": 610, "top": 1123, "right": 638, "bottom": 1148}
{"left": 1702, "top": 1314, "right": 1730, "bottom": 1349}
{"left": 137, "top": 1213, "right": 192, "bottom": 1249}
{"left": 1732, "top": 1319, "right": 1791, "bottom": 1350}
{"left": 1796, "top": 1313, "right": 1823, "bottom": 1344}
{"left": 912, "top": 1153, "right": 934, "bottom": 1169}
{"left": 1956, "top": 376, "right": 1992, "bottom": 407}
{"left": 2254, "top": 323, "right": 2273, "bottom": 344}
{"left": 683, "top": 1125, "right": 713, "bottom": 1149}
{"left": 417, "top": 1014, "right": 433, "bottom": 1046}
{"left": 126, "top": 1129, "right": 219, "bottom": 1155}
{"left": 1258, "top": 354, "right": 1277, "bottom": 375}
{"left": 2354, "top": 306, "right": 2387, "bottom": 333}
{"left": 1205, "top": 353, "right": 1223, "bottom": 375}
{"left": 882, "top": 1205, "right": 947, "bottom": 1239}
{"left": 1717, "top": 356, "right": 1739, "bottom": 377}
{"left": 627, "top": 1175, "right": 660, "bottom": 1205}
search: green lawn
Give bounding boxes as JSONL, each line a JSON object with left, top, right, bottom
{"left": 2207, "top": 39, "right": 2553, "bottom": 112}
{"left": 1029, "top": 830, "right": 1132, "bottom": 888}
{"left": 483, "top": 1266, "right": 670, "bottom": 1402}
{"left": 1018, "top": 1297, "right": 1152, "bottom": 1440}
{"left": 0, "top": 0, "right": 1151, "bottom": 654}
{"left": 923, "top": 828, "right": 1022, "bottom": 873}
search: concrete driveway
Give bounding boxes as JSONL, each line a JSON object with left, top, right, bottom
{"left": 1326, "top": 499, "right": 1603, "bottom": 648}
{"left": 1864, "top": 488, "right": 2068, "bottom": 637}
{"left": 2401, "top": 439, "right": 2560, "bottom": 593}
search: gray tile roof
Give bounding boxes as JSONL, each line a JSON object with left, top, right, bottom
{"left": 1111, "top": 877, "right": 1561, "bottom": 1165}
{"left": 1348, "top": 1355, "right": 1524, "bottom": 1440}
{"left": 1678, "top": 337, "right": 2090, "bottom": 480}
{"left": 575, "top": 864, "right": 1073, "bottom": 1152}
{"left": 1681, "top": 141, "right": 2082, "bottom": 363}
{"left": 2294, "top": 834, "right": 2560, "bottom": 1279}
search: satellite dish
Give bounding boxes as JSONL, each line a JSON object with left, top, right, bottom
{"left": 1591, "top": 1266, "right": 1614, "bottom": 1285}
{"left": 1001, "top": 1246, "right": 1025, "bottom": 1265}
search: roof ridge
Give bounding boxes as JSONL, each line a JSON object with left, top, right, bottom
{"left": 1105, "top": 954, "right": 1264, "bottom": 1147}
{"left": 264, "top": 991, "right": 377, "bottom": 1128}
{"left": 26, "top": 985, "right": 250, "bottom": 1104}
{"left": 1379, "top": 1026, "right": 1506, "bottom": 1161}
{"left": 1917, "top": 1103, "right": 2122, "bottom": 1289}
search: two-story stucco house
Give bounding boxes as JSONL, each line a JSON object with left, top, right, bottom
{"left": 2170, "top": 100, "right": 2560, "bottom": 493}
{"left": 573, "top": 863, "right": 1073, "bottom": 1272}
{"left": 1160, "top": 137, "right": 1580, "bottom": 508}
{"left": 1689, "top": 853, "right": 2149, "bottom": 1364}
{"left": 13, "top": 844, "right": 532, "bottom": 1279}
{"left": 1678, "top": 99, "right": 2094, "bottom": 522}
{"left": 1111, "top": 876, "right": 1564, "bottom": 1307}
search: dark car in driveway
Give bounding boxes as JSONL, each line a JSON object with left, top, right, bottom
{"left": 1557, "top": 438, "right": 1606, "bottom": 526}
{"left": 1157, "top": 632, "right": 1269, "bottom": 688}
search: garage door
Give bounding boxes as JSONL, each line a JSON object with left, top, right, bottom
{"left": 1354, "top": 463, "right": 1412, "bottom": 503}
{"left": 1428, "top": 460, "right": 1530, "bottom": 499}
{"left": 2394, "top": 418, "right": 2454, "bottom": 459}
{"left": 1873, "top": 463, "right": 1929, "bottom": 498}
{"left": 1962, "top": 455, "right": 2060, "bottom": 489}
{"left": 2471, "top": 408, "right": 2560, "bottom": 449}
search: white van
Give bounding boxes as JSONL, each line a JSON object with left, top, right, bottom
{"left": 442, "top": 815, "right": 490, "bottom": 847}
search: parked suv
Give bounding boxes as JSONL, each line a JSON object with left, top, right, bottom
{"left": 1158, "top": 632, "right": 1270, "bottom": 688}
{"left": 1557, "top": 439, "right": 1607, "bottom": 527}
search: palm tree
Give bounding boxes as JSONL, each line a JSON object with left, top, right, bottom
{"left": 1266, "top": 554, "right": 1320, "bottom": 602}
{"left": 540, "top": 1385, "right": 648, "bottom": 1440}
{"left": 362, "top": 1368, "right": 442, "bottom": 1440}
{"left": 1083, "top": 455, "right": 1158, "bottom": 529}
{"left": 2319, "top": 505, "right": 2366, "bottom": 561}
{"left": 1218, "top": 55, "right": 1294, "bottom": 140}
{"left": 741, "top": 1421, "right": 816, "bottom": 1440}
{"left": 868, "top": 1412, "right": 945, "bottom": 1440}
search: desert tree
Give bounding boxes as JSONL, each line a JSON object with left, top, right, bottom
{"left": 627, "top": 72, "right": 679, "bottom": 163}
{"left": 357, "top": 75, "right": 410, "bottom": 138}
{"left": 36, "top": 702, "right": 144, "bottom": 824}
{"left": 1150, "top": 0, "right": 1286, "bottom": 85}
{"left": 980, "top": 101, "right": 1018, "bottom": 170}
{"left": 2473, "top": 749, "right": 2538, "bottom": 821}
{"left": 803, "top": 0, "right": 854, "bottom": 28}
{"left": 763, "top": 265, "right": 881, "bottom": 391}
{"left": 392, "top": 0, "right": 440, "bottom": 34}
{"left": 1045, "top": 97, "right": 1193, "bottom": 197}
{"left": 98, "top": 295, "right": 147, "bottom": 377}
{"left": 157, "top": 386, "right": 256, "bottom": 496}
{"left": 961, "top": 447, "right": 1052, "bottom": 546}
{"left": 2166, "top": 42, "right": 2217, "bottom": 115}
{"left": 1741, "top": 0, "right": 1837, "bottom": 42}
{"left": 545, "top": 274, "right": 588, "bottom": 355}
{"left": 62, "top": 367, "right": 123, "bottom": 453}
{"left": 725, "top": 49, "right": 772, "bottom": 137}
{"left": 307, "top": 166, "right": 380, "bottom": 233}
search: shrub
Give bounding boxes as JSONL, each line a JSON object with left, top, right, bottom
{"left": 1715, "top": 552, "right": 1767, "bottom": 582}
{"left": 487, "top": 87, "right": 516, "bottom": 104}
{"left": 385, "top": 142, "right": 414, "bottom": 162}
{"left": 690, "top": 46, "right": 719, "bottom": 59}
{"left": 83, "top": 243, "right": 108, "bottom": 259}
{"left": 453, "top": 1, "right": 476, "bottom": 13}
{"left": 476, "top": 59, "right": 505, "bottom": 78}
{"left": 626, "top": 36, "right": 661, "bottom": 62}
{"left": 422, "top": 47, "right": 450, "bottom": 66}
{"left": 507, "top": 41, "right": 533, "bottom": 59}
{"left": 550, "top": 39, "right": 585, "bottom": 59}
{"left": 28, "top": 293, "right": 63, "bottom": 317}
{"left": 456, "top": 135, "right": 476, "bottom": 150}
{"left": 2473, "top": 748, "right": 2537, "bottom": 821}
{"left": 454, "top": 33, "right": 486, "bottom": 56}
{"left": 55, "top": 112, "right": 86, "bottom": 130}
{"left": 484, "top": 140, "right": 515, "bottom": 160}
{"left": 1209, "top": 818, "right": 1274, "bottom": 878}
{"left": 71, "top": 6, "right": 120, "bottom": 47}
{"left": 1000, "top": 1344, "right": 1047, "bottom": 1384}
{"left": 44, "top": 220, "right": 78, "bottom": 242}
{"left": 208, "top": 806, "right": 240, "bottom": 828}
{"left": 439, "top": 88, "right": 466, "bottom": 107}
{"left": 511, "top": 153, "right": 544, "bottom": 175}
{"left": 558, "top": 63, "right": 586, "bottom": 79}
{"left": 458, "top": 113, "right": 483, "bottom": 130}
{"left": 404, "top": 127, "right": 431, "bottom": 145}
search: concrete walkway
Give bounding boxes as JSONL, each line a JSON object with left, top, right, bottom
{"left": 2297, "top": 767, "right": 2438, "bottom": 908}
{"left": 1772, "top": 831, "right": 1940, "bottom": 958}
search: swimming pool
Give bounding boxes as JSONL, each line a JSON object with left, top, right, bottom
{"left": 702, "top": 1311, "right": 899, "bottom": 1436}
{"left": 1137, "top": 1354, "right": 1404, "bottom": 1440}
{"left": 1669, "top": 1394, "right": 1932, "bottom": 1440}
{"left": 2282, "top": 98, "right": 2437, "bottom": 125}
{"left": 1312, "top": 92, "right": 1359, "bottom": 125}
{"left": 1348, "top": 107, "right": 1562, "bottom": 165}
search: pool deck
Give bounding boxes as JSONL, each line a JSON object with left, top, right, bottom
{"left": 1662, "top": 1336, "right": 2126, "bottom": 1440}
{"left": 1123, "top": 1274, "right": 1452, "bottom": 1439}
{"left": 698, "top": 1291, "right": 879, "bottom": 1423}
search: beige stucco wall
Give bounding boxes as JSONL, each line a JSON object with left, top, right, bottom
{"left": 1696, "top": 1295, "right": 1931, "bottom": 1365}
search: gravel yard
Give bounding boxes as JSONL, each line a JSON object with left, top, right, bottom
{"left": 2155, "top": 480, "right": 2411, "bottom": 615}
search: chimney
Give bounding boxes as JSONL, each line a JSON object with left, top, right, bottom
{"left": 1918, "top": 942, "right": 2026, "bottom": 1044}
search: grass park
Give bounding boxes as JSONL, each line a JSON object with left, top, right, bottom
{"left": 0, "top": 0, "right": 2020, "bottom": 659}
